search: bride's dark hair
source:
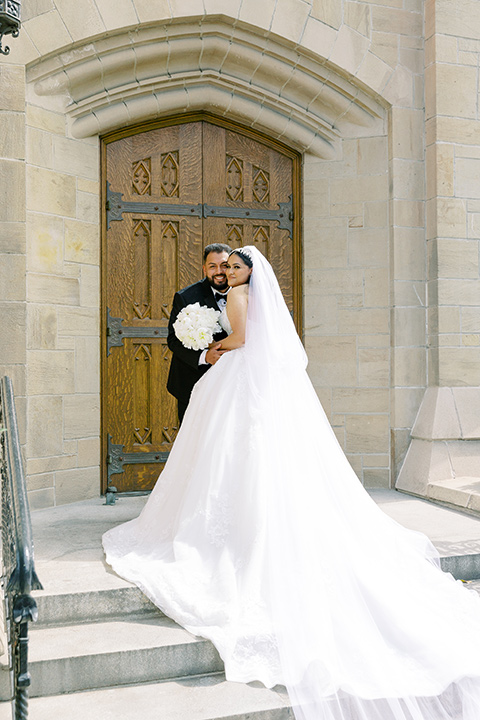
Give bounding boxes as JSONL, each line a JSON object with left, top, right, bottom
{"left": 228, "top": 248, "right": 253, "bottom": 269}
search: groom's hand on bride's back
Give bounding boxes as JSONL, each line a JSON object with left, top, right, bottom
{"left": 206, "top": 342, "right": 228, "bottom": 365}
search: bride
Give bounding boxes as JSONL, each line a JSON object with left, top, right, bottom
{"left": 103, "top": 246, "right": 480, "bottom": 720}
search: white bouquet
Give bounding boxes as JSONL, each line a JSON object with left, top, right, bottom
{"left": 173, "top": 302, "right": 222, "bottom": 350}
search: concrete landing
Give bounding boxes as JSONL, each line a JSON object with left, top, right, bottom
{"left": 29, "top": 488, "right": 480, "bottom": 600}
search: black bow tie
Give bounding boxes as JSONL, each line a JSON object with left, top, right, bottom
{"left": 214, "top": 292, "right": 228, "bottom": 302}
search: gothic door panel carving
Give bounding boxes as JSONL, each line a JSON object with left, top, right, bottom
{"left": 102, "top": 118, "right": 300, "bottom": 494}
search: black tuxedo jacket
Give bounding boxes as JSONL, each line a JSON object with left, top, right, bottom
{"left": 167, "top": 278, "right": 227, "bottom": 404}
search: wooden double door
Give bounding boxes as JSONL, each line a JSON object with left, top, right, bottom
{"left": 102, "top": 117, "right": 300, "bottom": 494}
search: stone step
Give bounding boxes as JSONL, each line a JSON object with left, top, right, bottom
{"left": 0, "top": 675, "right": 292, "bottom": 720}
{"left": 33, "top": 585, "right": 159, "bottom": 627}
{"left": 427, "top": 477, "right": 480, "bottom": 517}
{"left": 27, "top": 614, "right": 223, "bottom": 698}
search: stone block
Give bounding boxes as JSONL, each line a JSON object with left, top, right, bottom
{"left": 345, "top": 1, "right": 370, "bottom": 36}
{"left": 0, "top": 222, "right": 25, "bottom": 254}
{"left": 132, "top": 0, "right": 171, "bottom": 22}
{"left": 383, "top": 65, "right": 414, "bottom": 107}
{"left": 393, "top": 227, "right": 425, "bottom": 281}
{"left": 64, "top": 395, "right": 100, "bottom": 439}
{"left": 358, "top": 334, "right": 389, "bottom": 348}
{"left": 362, "top": 454, "right": 389, "bottom": 468}
{"left": 303, "top": 179, "right": 330, "bottom": 218}
{"left": 439, "top": 348, "right": 480, "bottom": 386}
{"left": 452, "top": 387, "right": 480, "bottom": 439}
{"left": 364, "top": 268, "right": 389, "bottom": 307}
{"left": 27, "top": 212, "right": 63, "bottom": 273}
{"left": 461, "top": 307, "right": 480, "bottom": 332}
{"left": 53, "top": 137, "right": 98, "bottom": 180}
{"left": 27, "top": 395, "right": 63, "bottom": 458}
{"left": 0, "top": 160, "right": 25, "bottom": 222}
{"left": 436, "top": 238, "right": 478, "bottom": 278}
{"left": 358, "top": 348, "right": 390, "bottom": 387}
{"left": 77, "top": 437, "right": 100, "bottom": 467}
{"left": 27, "top": 454, "right": 78, "bottom": 476}
{"left": 26, "top": 106, "right": 65, "bottom": 135}
{"left": 26, "top": 127, "right": 54, "bottom": 169}
{"left": 393, "top": 280, "right": 425, "bottom": 307}
{"left": 53, "top": 0, "right": 105, "bottom": 41}
{"left": 0, "top": 303, "right": 25, "bottom": 363}
{"left": 23, "top": 9, "right": 73, "bottom": 55}
{"left": 393, "top": 387, "right": 424, "bottom": 429}
{"left": 80, "top": 265, "right": 100, "bottom": 308}
{"left": 305, "top": 336, "right": 357, "bottom": 387}
{"left": 391, "top": 159, "right": 424, "bottom": 201}
{"left": 364, "top": 202, "right": 388, "bottom": 228}
{"left": 311, "top": 0, "right": 342, "bottom": 28}
{"left": 436, "top": 64, "right": 477, "bottom": 119}
{"left": 363, "top": 468, "right": 390, "bottom": 488}
{"left": 393, "top": 307, "right": 426, "bottom": 347}
{"left": 305, "top": 269, "right": 364, "bottom": 296}
{"left": 371, "top": 6, "right": 422, "bottom": 36}
{"left": 329, "top": 25, "right": 370, "bottom": 76}
{"left": 437, "top": 306, "right": 460, "bottom": 333}
{"left": 391, "top": 108, "right": 424, "bottom": 162}
{"left": 27, "top": 472, "right": 54, "bottom": 492}
{"left": 304, "top": 295, "right": 338, "bottom": 335}
{"left": 438, "top": 278, "right": 480, "bottom": 306}
{"left": 330, "top": 175, "right": 388, "bottom": 204}
{"left": 0, "top": 113, "right": 25, "bottom": 160}
{"left": 270, "top": 0, "right": 310, "bottom": 43}
{"left": 348, "top": 227, "right": 388, "bottom": 268}
{"left": 27, "top": 166, "right": 76, "bottom": 218}
{"left": 27, "top": 304, "right": 57, "bottom": 350}
{"left": 58, "top": 307, "right": 99, "bottom": 336}
{"left": 356, "top": 52, "right": 392, "bottom": 94}
{"left": 64, "top": 219, "right": 99, "bottom": 266}
{"left": 393, "top": 200, "right": 425, "bottom": 229}
{"left": 456, "top": 157, "right": 480, "bottom": 200}
{"left": 28, "top": 274, "right": 80, "bottom": 306}
{"left": 345, "top": 414, "right": 390, "bottom": 453}
{"left": 333, "top": 387, "right": 389, "bottom": 414}
{"left": 370, "top": 31, "right": 398, "bottom": 69}
{"left": 77, "top": 178, "right": 99, "bottom": 194}
{"left": 55, "top": 466, "right": 100, "bottom": 505}
{"left": 27, "top": 350, "right": 74, "bottom": 395}
{"left": 394, "top": 346, "right": 426, "bottom": 386}
{"left": 0, "top": 364, "right": 26, "bottom": 397}
{"left": 75, "top": 337, "right": 100, "bottom": 394}
{"left": 27, "top": 488, "right": 55, "bottom": 510}
{"left": 0, "top": 254, "right": 25, "bottom": 301}
{"left": 300, "top": 16, "right": 337, "bottom": 58}
{"left": 76, "top": 191, "right": 99, "bottom": 224}
{"left": 305, "top": 226, "right": 348, "bottom": 269}
{"left": 95, "top": 0, "right": 138, "bottom": 29}
{"left": 338, "top": 307, "right": 389, "bottom": 334}
{"left": 0, "top": 65, "right": 25, "bottom": 112}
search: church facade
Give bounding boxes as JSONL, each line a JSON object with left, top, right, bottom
{"left": 1, "top": 0, "right": 479, "bottom": 510}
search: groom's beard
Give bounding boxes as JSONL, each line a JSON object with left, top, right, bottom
{"left": 208, "top": 275, "right": 229, "bottom": 292}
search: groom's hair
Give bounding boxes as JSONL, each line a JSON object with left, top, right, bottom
{"left": 203, "top": 244, "right": 232, "bottom": 262}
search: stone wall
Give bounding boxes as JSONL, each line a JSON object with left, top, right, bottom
{"left": 4, "top": 0, "right": 475, "bottom": 507}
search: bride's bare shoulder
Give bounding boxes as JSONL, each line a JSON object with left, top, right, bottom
{"left": 228, "top": 285, "right": 249, "bottom": 299}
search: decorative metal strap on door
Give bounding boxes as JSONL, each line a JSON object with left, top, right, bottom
{"left": 106, "top": 183, "right": 294, "bottom": 237}
{"left": 106, "top": 309, "right": 168, "bottom": 356}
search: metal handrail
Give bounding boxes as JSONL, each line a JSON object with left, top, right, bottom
{"left": 0, "top": 376, "right": 42, "bottom": 719}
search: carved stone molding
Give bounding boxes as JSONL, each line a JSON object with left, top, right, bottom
{"left": 27, "top": 19, "right": 386, "bottom": 159}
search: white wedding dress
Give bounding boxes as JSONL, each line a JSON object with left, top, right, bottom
{"left": 103, "top": 247, "right": 480, "bottom": 720}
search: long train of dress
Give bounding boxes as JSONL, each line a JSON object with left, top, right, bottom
{"left": 104, "top": 302, "right": 480, "bottom": 720}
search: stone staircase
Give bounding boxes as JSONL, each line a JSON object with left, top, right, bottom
{"left": 1, "top": 491, "right": 480, "bottom": 719}
{"left": 0, "top": 581, "right": 291, "bottom": 719}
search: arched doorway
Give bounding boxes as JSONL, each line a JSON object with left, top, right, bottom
{"left": 101, "top": 115, "right": 301, "bottom": 494}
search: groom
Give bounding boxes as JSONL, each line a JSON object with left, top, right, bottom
{"left": 167, "top": 243, "right": 232, "bottom": 423}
